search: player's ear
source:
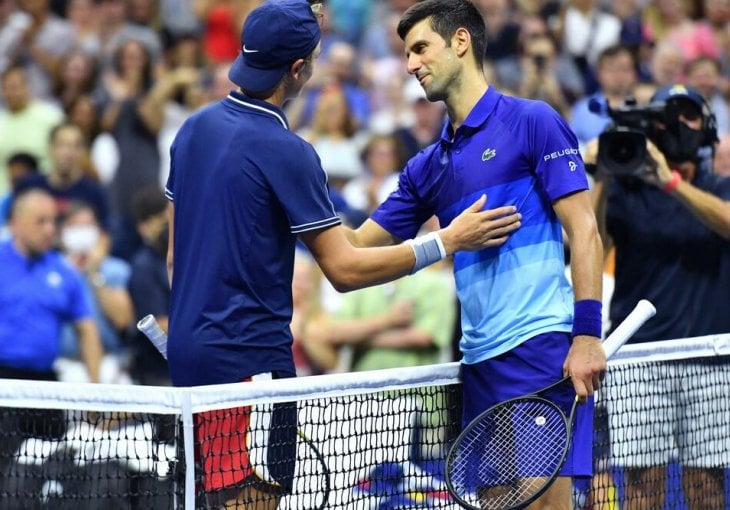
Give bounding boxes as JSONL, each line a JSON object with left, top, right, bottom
{"left": 291, "top": 58, "right": 307, "bottom": 79}
{"left": 452, "top": 27, "right": 471, "bottom": 59}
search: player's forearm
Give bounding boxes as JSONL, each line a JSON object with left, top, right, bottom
{"left": 555, "top": 191, "right": 603, "bottom": 302}
{"left": 320, "top": 243, "right": 417, "bottom": 292}
{"left": 569, "top": 226, "right": 603, "bottom": 303}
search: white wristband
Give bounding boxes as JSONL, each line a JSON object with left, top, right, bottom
{"left": 405, "top": 231, "right": 447, "bottom": 274}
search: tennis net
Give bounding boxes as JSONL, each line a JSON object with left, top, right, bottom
{"left": 0, "top": 333, "right": 728, "bottom": 509}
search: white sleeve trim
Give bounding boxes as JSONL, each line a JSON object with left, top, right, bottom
{"left": 290, "top": 216, "right": 341, "bottom": 234}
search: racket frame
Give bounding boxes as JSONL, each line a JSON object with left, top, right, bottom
{"left": 445, "top": 381, "right": 578, "bottom": 510}
{"left": 444, "top": 299, "right": 656, "bottom": 510}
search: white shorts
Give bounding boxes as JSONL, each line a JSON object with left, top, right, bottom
{"left": 603, "top": 358, "right": 730, "bottom": 468}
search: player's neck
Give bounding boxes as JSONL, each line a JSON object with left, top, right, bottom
{"left": 446, "top": 71, "right": 488, "bottom": 132}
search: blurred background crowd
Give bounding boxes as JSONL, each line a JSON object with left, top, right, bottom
{"left": 1, "top": 0, "right": 730, "bottom": 386}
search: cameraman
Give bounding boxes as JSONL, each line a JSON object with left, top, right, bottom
{"left": 587, "top": 84, "right": 730, "bottom": 510}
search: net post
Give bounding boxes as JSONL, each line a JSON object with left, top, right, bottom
{"left": 181, "top": 391, "right": 195, "bottom": 510}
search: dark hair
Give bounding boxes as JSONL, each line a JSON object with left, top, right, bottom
{"left": 597, "top": 44, "right": 635, "bottom": 69}
{"left": 65, "top": 95, "right": 102, "bottom": 140}
{"left": 112, "top": 39, "right": 154, "bottom": 92}
{"left": 131, "top": 185, "right": 167, "bottom": 225}
{"left": 60, "top": 199, "right": 100, "bottom": 226}
{"left": 52, "top": 50, "right": 99, "bottom": 104}
{"left": 397, "top": 0, "right": 486, "bottom": 69}
{"left": 7, "top": 152, "right": 39, "bottom": 170}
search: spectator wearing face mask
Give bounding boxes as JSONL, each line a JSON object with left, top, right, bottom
{"left": 58, "top": 199, "right": 134, "bottom": 361}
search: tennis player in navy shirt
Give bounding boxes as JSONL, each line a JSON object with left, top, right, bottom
{"left": 164, "top": 0, "right": 521, "bottom": 507}
{"left": 346, "top": 1, "right": 606, "bottom": 507}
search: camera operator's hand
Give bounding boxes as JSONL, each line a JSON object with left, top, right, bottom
{"left": 583, "top": 139, "right": 599, "bottom": 166}
{"left": 642, "top": 141, "right": 675, "bottom": 189}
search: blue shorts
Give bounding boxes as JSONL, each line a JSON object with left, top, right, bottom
{"left": 460, "top": 331, "right": 594, "bottom": 478}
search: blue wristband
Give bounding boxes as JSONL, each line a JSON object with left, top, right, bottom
{"left": 572, "top": 299, "right": 602, "bottom": 338}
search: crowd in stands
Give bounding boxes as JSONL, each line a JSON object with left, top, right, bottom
{"left": 1, "top": 0, "right": 730, "bottom": 385}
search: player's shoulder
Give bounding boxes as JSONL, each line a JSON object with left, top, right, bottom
{"left": 174, "top": 100, "right": 222, "bottom": 137}
{"left": 404, "top": 140, "right": 442, "bottom": 171}
{"left": 498, "top": 94, "right": 561, "bottom": 122}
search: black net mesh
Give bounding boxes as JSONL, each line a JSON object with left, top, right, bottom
{"left": 0, "top": 409, "right": 181, "bottom": 509}
{"left": 0, "top": 339, "right": 728, "bottom": 509}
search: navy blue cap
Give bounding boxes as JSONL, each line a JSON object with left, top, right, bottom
{"left": 650, "top": 84, "right": 705, "bottom": 110}
{"left": 228, "top": 0, "right": 320, "bottom": 93}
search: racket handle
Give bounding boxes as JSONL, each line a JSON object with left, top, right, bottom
{"left": 602, "top": 299, "right": 656, "bottom": 359}
{"left": 137, "top": 314, "right": 169, "bottom": 360}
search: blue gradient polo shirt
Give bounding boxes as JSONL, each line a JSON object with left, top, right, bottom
{"left": 371, "top": 87, "right": 588, "bottom": 364}
{"left": 165, "top": 91, "right": 340, "bottom": 387}
{"left": 0, "top": 239, "right": 91, "bottom": 371}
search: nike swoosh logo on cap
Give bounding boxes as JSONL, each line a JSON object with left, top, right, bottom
{"left": 242, "top": 45, "right": 259, "bottom": 53}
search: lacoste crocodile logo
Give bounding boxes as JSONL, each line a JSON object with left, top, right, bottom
{"left": 482, "top": 148, "right": 496, "bottom": 161}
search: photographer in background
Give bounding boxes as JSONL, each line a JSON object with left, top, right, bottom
{"left": 570, "top": 44, "right": 637, "bottom": 150}
{"left": 587, "top": 84, "right": 730, "bottom": 510}
{"left": 514, "top": 32, "right": 583, "bottom": 116}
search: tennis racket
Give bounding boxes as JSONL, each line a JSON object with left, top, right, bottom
{"left": 136, "top": 316, "right": 332, "bottom": 510}
{"left": 444, "top": 299, "right": 656, "bottom": 510}
{"left": 279, "top": 430, "right": 331, "bottom": 510}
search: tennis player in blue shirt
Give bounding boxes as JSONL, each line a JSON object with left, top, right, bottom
{"left": 347, "top": 1, "right": 606, "bottom": 507}
{"left": 164, "top": 0, "right": 521, "bottom": 507}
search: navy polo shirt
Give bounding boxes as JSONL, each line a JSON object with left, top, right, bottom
{"left": 165, "top": 91, "right": 340, "bottom": 387}
{"left": 0, "top": 239, "right": 91, "bottom": 371}
{"left": 607, "top": 169, "right": 730, "bottom": 342}
{"left": 372, "top": 87, "right": 589, "bottom": 363}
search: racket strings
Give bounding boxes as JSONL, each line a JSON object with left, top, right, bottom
{"left": 448, "top": 399, "right": 569, "bottom": 509}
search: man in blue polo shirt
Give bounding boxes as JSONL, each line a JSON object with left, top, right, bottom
{"left": 346, "top": 1, "right": 605, "bottom": 507}
{"left": 0, "top": 188, "right": 102, "bottom": 381}
{"left": 0, "top": 188, "right": 102, "bottom": 458}
{"left": 164, "top": 0, "right": 521, "bottom": 507}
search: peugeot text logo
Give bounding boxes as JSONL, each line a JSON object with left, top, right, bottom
{"left": 543, "top": 148, "right": 579, "bottom": 161}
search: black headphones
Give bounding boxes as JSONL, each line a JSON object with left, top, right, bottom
{"left": 652, "top": 85, "right": 719, "bottom": 148}
{"left": 701, "top": 98, "right": 720, "bottom": 147}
